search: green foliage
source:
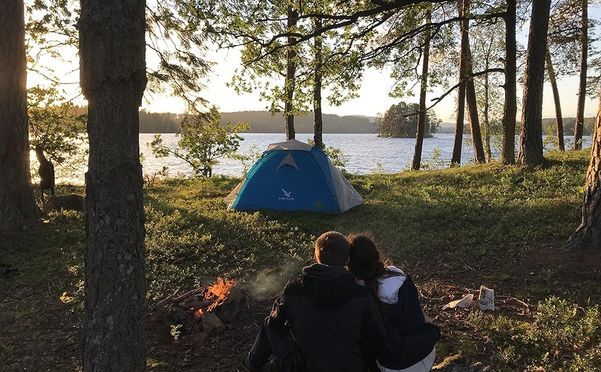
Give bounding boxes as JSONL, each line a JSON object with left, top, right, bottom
{"left": 150, "top": 107, "right": 249, "bottom": 177}
{"left": 376, "top": 101, "right": 440, "bottom": 138}
{"left": 470, "top": 297, "right": 601, "bottom": 370}
{"left": 306, "top": 139, "right": 347, "bottom": 169}
{"left": 25, "top": 0, "right": 212, "bottom": 112}
{"left": 1, "top": 150, "right": 598, "bottom": 370}
{"left": 471, "top": 20, "right": 505, "bottom": 160}
{"left": 28, "top": 86, "right": 87, "bottom": 165}
{"left": 216, "top": 0, "right": 363, "bottom": 116}
{"left": 144, "top": 177, "right": 313, "bottom": 301}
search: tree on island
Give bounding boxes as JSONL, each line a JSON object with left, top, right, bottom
{"left": 377, "top": 102, "right": 440, "bottom": 139}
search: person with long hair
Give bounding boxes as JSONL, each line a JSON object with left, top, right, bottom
{"left": 348, "top": 234, "right": 440, "bottom": 372}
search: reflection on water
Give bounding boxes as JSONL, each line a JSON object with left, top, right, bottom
{"left": 33, "top": 133, "right": 592, "bottom": 185}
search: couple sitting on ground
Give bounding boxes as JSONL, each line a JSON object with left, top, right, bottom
{"left": 243, "top": 231, "right": 441, "bottom": 372}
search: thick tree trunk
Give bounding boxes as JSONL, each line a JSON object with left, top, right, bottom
{"left": 284, "top": 6, "right": 298, "bottom": 140}
{"left": 80, "top": 0, "right": 147, "bottom": 370}
{"left": 518, "top": 0, "right": 551, "bottom": 166}
{"left": 452, "top": 0, "right": 468, "bottom": 166}
{"left": 465, "top": 44, "right": 486, "bottom": 163}
{"left": 0, "top": 0, "right": 38, "bottom": 231}
{"left": 568, "top": 97, "right": 601, "bottom": 249}
{"left": 545, "top": 46, "right": 565, "bottom": 151}
{"left": 313, "top": 15, "right": 324, "bottom": 149}
{"left": 573, "top": 0, "right": 588, "bottom": 150}
{"left": 501, "top": 0, "right": 517, "bottom": 164}
{"left": 412, "top": 11, "right": 431, "bottom": 170}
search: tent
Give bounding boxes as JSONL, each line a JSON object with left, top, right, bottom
{"left": 225, "top": 139, "right": 363, "bottom": 213}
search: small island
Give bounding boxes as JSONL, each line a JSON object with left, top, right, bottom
{"left": 377, "top": 101, "right": 440, "bottom": 138}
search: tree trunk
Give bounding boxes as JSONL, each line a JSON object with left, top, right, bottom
{"left": 452, "top": 0, "right": 468, "bottom": 166}
{"left": 313, "top": 15, "right": 324, "bottom": 149}
{"left": 284, "top": 6, "right": 298, "bottom": 140}
{"left": 483, "top": 70, "right": 492, "bottom": 162}
{"left": 465, "top": 42, "right": 486, "bottom": 163}
{"left": 517, "top": 0, "right": 551, "bottom": 166}
{"left": 573, "top": 0, "right": 588, "bottom": 150}
{"left": 0, "top": 0, "right": 38, "bottom": 231}
{"left": 80, "top": 0, "right": 147, "bottom": 370}
{"left": 501, "top": 0, "right": 517, "bottom": 164}
{"left": 545, "top": 46, "right": 565, "bottom": 151}
{"left": 412, "top": 11, "right": 431, "bottom": 170}
{"left": 568, "top": 96, "right": 601, "bottom": 249}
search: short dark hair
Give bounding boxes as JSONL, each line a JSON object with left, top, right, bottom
{"left": 314, "top": 231, "right": 351, "bottom": 266}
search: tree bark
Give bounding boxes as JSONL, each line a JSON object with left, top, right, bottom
{"left": 313, "top": 15, "right": 324, "bottom": 149}
{"left": 80, "top": 0, "right": 147, "bottom": 370}
{"left": 284, "top": 6, "right": 298, "bottom": 140}
{"left": 0, "top": 0, "right": 38, "bottom": 231}
{"left": 573, "top": 0, "right": 588, "bottom": 150}
{"left": 568, "top": 96, "right": 601, "bottom": 249}
{"left": 412, "top": 11, "right": 431, "bottom": 170}
{"left": 465, "top": 42, "right": 486, "bottom": 163}
{"left": 517, "top": 0, "right": 551, "bottom": 166}
{"left": 452, "top": 0, "right": 468, "bottom": 166}
{"left": 483, "top": 70, "right": 492, "bottom": 162}
{"left": 545, "top": 46, "right": 565, "bottom": 151}
{"left": 501, "top": 0, "right": 517, "bottom": 164}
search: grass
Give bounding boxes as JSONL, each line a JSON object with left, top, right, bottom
{"left": 1, "top": 149, "right": 600, "bottom": 371}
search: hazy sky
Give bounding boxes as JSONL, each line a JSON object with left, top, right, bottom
{"left": 31, "top": 6, "right": 601, "bottom": 123}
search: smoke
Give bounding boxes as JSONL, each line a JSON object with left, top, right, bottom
{"left": 247, "top": 260, "right": 303, "bottom": 300}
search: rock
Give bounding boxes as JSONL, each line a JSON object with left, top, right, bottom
{"left": 201, "top": 312, "right": 225, "bottom": 335}
{"left": 215, "top": 286, "right": 242, "bottom": 323}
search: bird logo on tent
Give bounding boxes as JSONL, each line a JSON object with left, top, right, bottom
{"left": 281, "top": 189, "right": 292, "bottom": 198}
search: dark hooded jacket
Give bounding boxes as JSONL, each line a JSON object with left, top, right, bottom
{"left": 267, "top": 263, "right": 388, "bottom": 372}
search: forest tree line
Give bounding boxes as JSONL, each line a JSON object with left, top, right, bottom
{"left": 138, "top": 110, "right": 377, "bottom": 133}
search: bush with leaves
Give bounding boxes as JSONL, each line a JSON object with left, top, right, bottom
{"left": 28, "top": 86, "right": 87, "bottom": 162}
{"left": 150, "top": 107, "right": 249, "bottom": 178}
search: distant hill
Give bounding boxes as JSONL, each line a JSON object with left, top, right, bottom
{"left": 138, "top": 110, "right": 377, "bottom": 133}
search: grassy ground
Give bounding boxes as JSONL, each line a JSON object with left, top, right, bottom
{"left": 1, "top": 150, "right": 600, "bottom": 371}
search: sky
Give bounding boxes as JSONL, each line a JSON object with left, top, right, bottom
{"left": 30, "top": 6, "right": 601, "bottom": 123}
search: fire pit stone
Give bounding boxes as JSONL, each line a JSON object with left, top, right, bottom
{"left": 200, "top": 312, "right": 226, "bottom": 335}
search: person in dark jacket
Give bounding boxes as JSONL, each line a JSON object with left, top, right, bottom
{"left": 348, "top": 235, "right": 441, "bottom": 372}
{"left": 243, "top": 231, "right": 389, "bottom": 372}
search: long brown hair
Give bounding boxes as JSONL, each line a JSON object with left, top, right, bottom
{"left": 348, "top": 234, "right": 386, "bottom": 299}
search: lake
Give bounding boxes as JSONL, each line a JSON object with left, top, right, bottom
{"left": 48, "top": 133, "right": 592, "bottom": 184}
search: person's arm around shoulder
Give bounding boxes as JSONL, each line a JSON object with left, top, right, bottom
{"left": 362, "top": 293, "right": 390, "bottom": 352}
{"left": 266, "top": 280, "right": 296, "bottom": 334}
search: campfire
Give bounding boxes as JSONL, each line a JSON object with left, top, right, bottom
{"left": 193, "top": 278, "right": 238, "bottom": 317}
{"left": 160, "top": 277, "right": 243, "bottom": 337}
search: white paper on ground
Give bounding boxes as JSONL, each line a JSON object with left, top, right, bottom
{"left": 479, "top": 285, "right": 495, "bottom": 311}
{"left": 442, "top": 293, "right": 474, "bottom": 310}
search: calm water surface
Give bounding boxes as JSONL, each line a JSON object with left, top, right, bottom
{"left": 49, "top": 133, "right": 592, "bottom": 184}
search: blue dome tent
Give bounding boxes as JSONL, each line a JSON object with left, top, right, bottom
{"left": 225, "top": 139, "right": 363, "bottom": 213}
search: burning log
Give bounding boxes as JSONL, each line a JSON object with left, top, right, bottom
{"left": 159, "top": 277, "right": 243, "bottom": 339}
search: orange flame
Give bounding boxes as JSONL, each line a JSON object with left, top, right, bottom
{"left": 204, "top": 278, "right": 236, "bottom": 313}
{"left": 194, "top": 308, "right": 205, "bottom": 318}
